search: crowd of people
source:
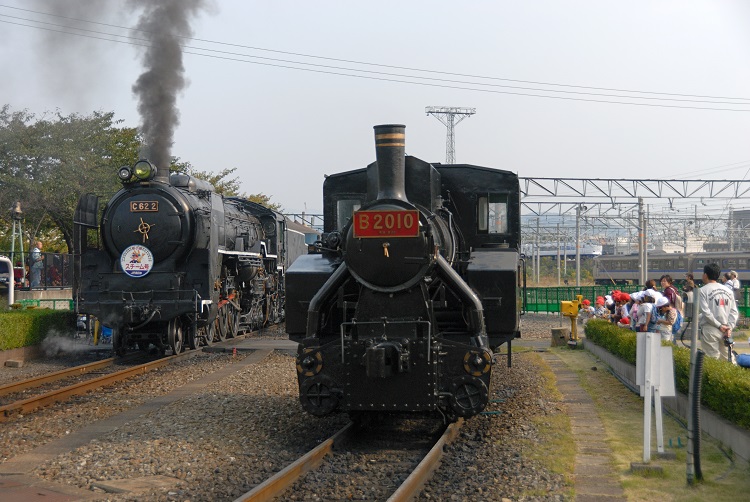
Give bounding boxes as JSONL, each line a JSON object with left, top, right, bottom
{"left": 578, "top": 263, "right": 742, "bottom": 364}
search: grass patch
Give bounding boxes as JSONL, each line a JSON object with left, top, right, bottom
{"left": 515, "top": 353, "right": 576, "bottom": 499}
{"left": 552, "top": 347, "right": 750, "bottom": 501}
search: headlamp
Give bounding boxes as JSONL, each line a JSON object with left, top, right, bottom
{"left": 118, "top": 166, "right": 132, "bottom": 181}
{"left": 133, "top": 160, "right": 156, "bottom": 181}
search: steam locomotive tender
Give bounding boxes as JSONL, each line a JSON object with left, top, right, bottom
{"left": 74, "top": 160, "right": 306, "bottom": 355}
{"left": 286, "top": 124, "right": 523, "bottom": 420}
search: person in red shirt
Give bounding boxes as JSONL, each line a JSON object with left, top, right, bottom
{"left": 660, "top": 274, "right": 679, "bottom": 307}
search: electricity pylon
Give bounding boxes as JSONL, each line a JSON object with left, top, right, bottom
{"left": 425, "top": 106, "right": 476, "bottom": 164}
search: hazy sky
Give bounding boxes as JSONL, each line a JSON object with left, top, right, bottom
{"left": 1, "top": 0, "right": 749, "bottom": 218}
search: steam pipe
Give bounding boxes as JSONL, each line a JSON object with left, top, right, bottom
{"left": 435, "top": 255, "right": 487, "bottom": 343}
{"left": 306, "top": 263, "right": 351, "bottom": 338}
{"left": 374, "top": 124, "right": 407, "bottom": 201}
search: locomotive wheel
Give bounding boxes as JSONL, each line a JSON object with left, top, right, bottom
{"left": 201, "top": 322, "right": 215, "bottom": 346}
{"left": 113, "top": 330, "right": 127, "bottom": 357}
{"left": 227, "top": 305, "right": 240, "bottom": 338}
{"left": 185, "top": 318, "right": 198, "bottom": 350}
{"left": 248, "top": 301, "right": 263, "bottom": 330}
{"left": 168, "top": 318, "right": 184, "bottom": 354}
{"left": 216, "top": 308, "right": 228, "bottom": 342}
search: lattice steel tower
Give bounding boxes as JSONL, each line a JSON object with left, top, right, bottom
{"left": 425, "top": 106, "right": 476, "bottom": 164}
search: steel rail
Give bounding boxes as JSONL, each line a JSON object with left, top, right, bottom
{"left": 0, "top": 355, "right": 178, "bottom": 422}
{"left": 0, "top": 357, "right": 124, "bottom": 397}
{"left": 0, "top": 327, "right": 260, "bottom": 421}
{"left": 387, "top": 417, "right": 464, "bottom": 502}
{"left": 234, "top": 422, "right": 355, "bottom": 502}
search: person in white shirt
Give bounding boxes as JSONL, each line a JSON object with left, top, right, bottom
{"left": 730, "top": 270, "right": 742, "bottom": 304}
{"left": 723, "top": 272, "right": 734, "bottom": 292}
{"left": 699, "top": 263, "right": 738, "bottom": 361}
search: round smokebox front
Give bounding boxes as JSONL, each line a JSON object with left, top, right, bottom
{"left": 344, "top": 203, "right": 432, "bottom": 292}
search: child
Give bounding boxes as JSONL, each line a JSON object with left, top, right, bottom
{"left": 578, "top": 299, "right": 595, "bottom": 325}
{"left": 654, "top": 296, "right": 677, "bottom": 342}
{"left": 594, "top": 296, "right": 610, "bottom": 320}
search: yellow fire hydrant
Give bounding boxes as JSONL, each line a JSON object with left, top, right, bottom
{"left": 560, "top": 294, "right": 583, "bottom": 347}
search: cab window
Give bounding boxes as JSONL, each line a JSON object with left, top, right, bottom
{"left": 336, "top": 199, "right": 361, "bottom": 230}
{"left": 478, "top": 194, "right": 508, "bottom": 234}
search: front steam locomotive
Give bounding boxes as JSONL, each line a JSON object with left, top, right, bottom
{"left": 75, "top": 160, "right": 299, "bottom": 355}
{"left": 286, "top": 124, "right": 523, "bottom": 420}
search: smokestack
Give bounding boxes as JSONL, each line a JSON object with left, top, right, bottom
{"left": 129, "top": 0, "right": 210, "bottom": 183}
{"left": 373, "top": 124, "right": 407, "bottom": 201}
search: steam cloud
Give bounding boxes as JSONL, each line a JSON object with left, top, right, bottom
{"left": 129, "top": 0, "right": 211, "bottom": 173}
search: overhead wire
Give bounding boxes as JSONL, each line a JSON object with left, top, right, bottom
{"left": 2, "top": 3, "right": 750, "bottom": 103}
{"left": 1, "top": 8, "right": 750, "bottom": 112}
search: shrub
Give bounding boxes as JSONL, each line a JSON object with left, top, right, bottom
{"left": 585, "top": 319, "right": 750, "bottom": 430}
{"left": 0, "top": 310, "right": 77, "bottom": 351}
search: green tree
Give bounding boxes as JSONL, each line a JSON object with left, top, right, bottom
{"left": 0, "top": 106, "right": 140, "bottom": 252}
{"left": 185, "top": 165, "right": 243, "bottom": 197}
{"left": 182, "top": 161, "right": 283, "bottom": 211}
{"left": 246, "top": 193, "right": 282, "bottom": 212}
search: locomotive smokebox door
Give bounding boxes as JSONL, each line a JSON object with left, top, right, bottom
{"left": 346, "top": 204, "right": 432, "bottom": 293}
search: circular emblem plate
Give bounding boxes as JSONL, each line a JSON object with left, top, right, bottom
{"left": 120, "top": 244, "right": 154, "bottom": 278}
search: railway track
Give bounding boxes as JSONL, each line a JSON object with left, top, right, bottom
{"left": 0, "top": 353, "right": 179, "bottom": 422}
{"left": 236, "top": 417, "right": 464, "bottom": 502}
{"left": 0, "top": 332, "right": 259, "bottom": 423}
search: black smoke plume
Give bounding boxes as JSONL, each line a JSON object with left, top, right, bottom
{"left": 129, "top": 0, "right": 211, "bottom": 179}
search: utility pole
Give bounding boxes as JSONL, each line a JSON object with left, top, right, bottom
{"left": 639, "top": 198, "right": 647, "bottom": 286}
{"left": 557, "top": 223, "right": 561, "bottom": 286}
{"left": 576, "top": 204, "right": 582, "bottom": 287}
{"left": 536, "top": 218, "right": 541, "bottom": 284}
{"left": 425, "top": 106, "right": 476, "bottom": 163}
{"left": 9, "top": 201, "right": 24, "bottom": 284}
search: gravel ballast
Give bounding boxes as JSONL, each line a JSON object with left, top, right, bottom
{"left": 2, "top": 314, "right": 570, "bottom": 500}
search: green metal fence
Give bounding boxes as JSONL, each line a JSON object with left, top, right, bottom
{"left": 18, "top": 298, "right": 73, "bottom": 310}
{"left": 525, "top": 286, "right": 750, "bottom": 316}
{"left": 525, "top": 286, "right": 640, "bottom": 313}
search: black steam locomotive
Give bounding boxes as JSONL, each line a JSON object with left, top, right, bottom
{"left": 74, "top": 160, "right": 307, "bottom": 355}
{"left": 286, "top": 124, "right": 523, "bottom": 419}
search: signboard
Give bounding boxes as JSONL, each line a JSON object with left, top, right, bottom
{"left": 120, "top": 244, "right": 154, "bottom": 278}
{"left": 352, "top": 210, "right": 419, "bottom": 238}
{"left": 130, "top": 201, "right": 159, "bottom": 212}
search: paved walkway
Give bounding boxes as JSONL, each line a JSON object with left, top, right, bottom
{"left": 540, "top": 352, "right": 626, "bottom": 501}
{"left": 516, "top": 337, "right": 626, "bottom": 501}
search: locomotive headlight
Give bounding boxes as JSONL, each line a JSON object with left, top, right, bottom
{"left": 117, "top": 166, "right": 132, "bottom": 182}
{"left": 133, "top": 160, "right": 156, "bottom": 181}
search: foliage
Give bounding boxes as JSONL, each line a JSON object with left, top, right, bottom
{"left": 0, "top": 105, "right": 140, "bottom": 252}
{"left": 0, "top": 309, "right": 76, "bottom": 350}
{"left": 0, "top": 105, "right": 283, "bottom": 253}
{"left": 584, "top": 319, "right": 637, "bottom": 364}
{"left": 177, "top": 160, "right": 283, "bottom": 211}
{"left": 189, "top": 166, "right": 243, "bottom": 196}
{"left": 584, "top": 320, "right": 750, "bottom": 429}
{"left": 246, "top": 193, "right": 282, "bottom": 211}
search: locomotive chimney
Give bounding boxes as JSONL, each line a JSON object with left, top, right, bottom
{"left": 153, "top": 163, "right": 169, "bottom": 184}
{"left": 374, "top": 124, "right": 407, "bottom": 201}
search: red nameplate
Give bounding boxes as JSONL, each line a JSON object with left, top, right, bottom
{"left": 352, "top": 210, "right": 419, "bottom": 238}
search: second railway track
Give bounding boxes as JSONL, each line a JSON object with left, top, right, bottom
{"left": 0, "top": 330, "right": 261, "bottom": 422}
